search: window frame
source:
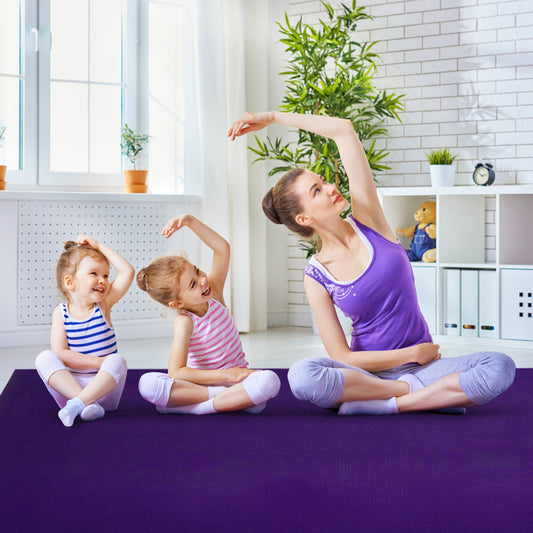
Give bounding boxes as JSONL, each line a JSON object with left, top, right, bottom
{"left": 2, "top": 0, "right": 38, "bottom": 186}
{"left": 7, "top": 0, "right": 140, "bottom": 190}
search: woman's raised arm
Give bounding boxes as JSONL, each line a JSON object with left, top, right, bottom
{"left": 229, "top": 111, "right": 395, "bottom": 239}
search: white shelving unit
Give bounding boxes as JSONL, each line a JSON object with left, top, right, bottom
{"left": 379, "top": 185, "right": 533, "bottom": 346}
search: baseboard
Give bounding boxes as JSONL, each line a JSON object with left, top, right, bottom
{"left": 267, "top": 310, "right": 289, "bottom": 327}
{"left": 0, "top": 319, "right": 174, "bottom": 348}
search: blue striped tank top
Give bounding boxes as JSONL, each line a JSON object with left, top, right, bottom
{"left": 61, "top": 303, "right": 117, "bottom": 374}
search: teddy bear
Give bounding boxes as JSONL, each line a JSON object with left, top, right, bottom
{"left": 396, "top": 200, "right": 436, "bottom": 262}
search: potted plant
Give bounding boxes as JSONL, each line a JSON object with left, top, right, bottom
{"left": 426, "top": 147, "right": 458, "bottom": 188}
{"left": 0, "top": 123, "right": 7, "bottom": 190}
{"left": 249, "top": 0, "right": 404, "bottom": 257}
{"left": 120, "top": 124, "right": 151, "bottom": 193}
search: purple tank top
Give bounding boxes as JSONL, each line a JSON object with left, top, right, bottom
{"left": 304, "top": 216, "right": 432, "bottom": 352}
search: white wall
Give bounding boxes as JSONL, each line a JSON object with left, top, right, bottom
{"left": 271, "top": 0, "right": 533, "bottom": 327}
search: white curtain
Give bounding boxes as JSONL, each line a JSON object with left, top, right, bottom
{"left": 187, "top": 0, "right": 270, "bottom": 332}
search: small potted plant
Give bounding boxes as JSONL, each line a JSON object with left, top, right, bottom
{"left": 0, "top": 123, "right": 7, "bottom": 190}
{"left": 426, "top": 147, "right": 459, "bottom": 188}
{"left": 120, "top": 124, "right": 150, "bottom": 193}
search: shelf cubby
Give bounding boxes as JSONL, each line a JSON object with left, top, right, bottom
{"left": 379, "top": 185, "right": 533, "bottom": 344}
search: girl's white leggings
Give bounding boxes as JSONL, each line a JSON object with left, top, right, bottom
{"left": 35, "top": 350, "right": 127, "bottom": 410}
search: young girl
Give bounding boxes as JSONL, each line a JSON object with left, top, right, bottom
{"left": 137, "top": 214, "right": 280, "bottom": 415}
{"left": 35, "top": 236, "right": 135, "bottom": 427}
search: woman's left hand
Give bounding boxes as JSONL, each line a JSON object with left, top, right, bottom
{"left": 227, "top": 111, "right": 275, "bottom": 141}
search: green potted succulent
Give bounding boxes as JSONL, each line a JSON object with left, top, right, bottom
{"left": 120, "top": 124, "right": 151, "bottom": 193}
{"left": 249, "top": 0, "right": 404, "bottom": 256}
{"left": 0, "top": 123, "right": 7, "bottom": 190}
{"left": 425, "top": 147, "right": 459, "bottom": 188}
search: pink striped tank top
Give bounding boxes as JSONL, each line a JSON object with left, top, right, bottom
{"left": 185, "top": 299, "right": 248, "bottom": 370}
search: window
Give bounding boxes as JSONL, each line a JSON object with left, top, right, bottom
{"left": 0, "top": 0, "right": 37, "bottom": 183}
{"left": 142, "top": 0, "right": 190, "bottom": 194}
{"left": 0, "top": 0, "right": 192, "bottom": 192}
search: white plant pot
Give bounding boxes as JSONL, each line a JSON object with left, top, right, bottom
{"left": 430, "top": 165, "right": 455, "bottom": 187}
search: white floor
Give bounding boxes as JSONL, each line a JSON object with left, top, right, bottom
{"left": 1, "top": 326, "right": 532, "bottom": 394}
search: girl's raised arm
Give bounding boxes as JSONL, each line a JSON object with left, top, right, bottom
{"left": 77, "top": 235, "right": 135, "bottom": 310}
{"left": 228, "top": 111, "right": 395, "bottom": 240}
{"left": 162, "top": 215, "right": 230, "bottom": 298}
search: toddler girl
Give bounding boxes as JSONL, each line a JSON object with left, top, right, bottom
{"left": 137, "top": 214, "right": 280, "bottom": 414}
{"left": 35, "top": 236, "right": 135, "bottom": 427}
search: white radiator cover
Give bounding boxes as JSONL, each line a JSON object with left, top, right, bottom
{"left": 1, "top": 192, "right": 201, "bottom": 346}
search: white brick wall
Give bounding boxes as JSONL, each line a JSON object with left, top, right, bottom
{"left": 282, "top": 0, "right": 533, "bottom": 327}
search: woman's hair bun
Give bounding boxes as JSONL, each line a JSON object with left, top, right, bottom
{"left": 136, "top": 268, "right": 148, "bottom": 292}
{"left": 262, "top": 188, "right": 282, "bottom": 225}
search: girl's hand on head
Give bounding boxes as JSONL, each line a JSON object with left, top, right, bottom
{"left": 227, "top": 111, "right": 275, "bottom": 141}
{"left": 413, "top": 342, "right": 441, "bottom": 365}
{"left": 161, "top": 214, "right": 193, "bottom": 239}
{"left": 77, "top": 235, "right": 99, "bottom": 249}
{"left": 219, "top": 367, "right": 257, "bottom": 384}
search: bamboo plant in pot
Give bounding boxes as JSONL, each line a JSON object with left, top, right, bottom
{"left": 0, "top": 123, "right": 7, "bottom": 190}
{"left": 120, "top": 124, "right": 151, "bottom": 193}
{"left": 426, "top": 147, "right": 459, "bottom": 188}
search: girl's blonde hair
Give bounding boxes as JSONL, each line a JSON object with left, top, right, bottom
{"left": 56, "top": 241, "right": 109, "bottom": 300}
{"left": 137, "top": 255, "right": 189, "bottom": 307}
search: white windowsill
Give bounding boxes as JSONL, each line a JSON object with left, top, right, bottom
{"left": 0, "top": 189, "right": 201, "bottom": 203}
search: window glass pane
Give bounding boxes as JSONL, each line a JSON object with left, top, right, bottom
{"left": 149, "top": 100, "right": 176, "bottom": 192}
{"left": 0, "top": 77, "right": 21, "bottom": 169}
{"left": 90, "top": 85, "right": 122, "bottom": 173}
{"left": 148, "top": 2, "right": 185, "bottom": 192}
{"left": 0, "top": 0, "right": 23, "bottom": 170}
{"left": 50, "top": 0, "right": 89, "bottom": 81}
{"left": 90, "top": 0, "right": 123, "bottom": 84}
{"left": 0, "top": 0, "right": 22, "bottom": 75}
{"left": 50, "top": 82, "right": 88, "bottom": 172}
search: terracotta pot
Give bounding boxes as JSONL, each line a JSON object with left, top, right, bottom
{"left": 123, "top": 170, "right": 148, "bottom": 193}
{"left": 0, "top": 165, "right": 6, "bottom": 190}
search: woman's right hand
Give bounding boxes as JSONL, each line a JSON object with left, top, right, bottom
{"left": 413, "top": 342, "right": 441, "bottom": 365}
{"left": 161, "top": 214, "right": 194, "bottom": 239}
{"left": 219, "top": 367, "right": 257, "bottom": 384}
{"left": 227, "top": 111, "right": 275, "bottom": 141}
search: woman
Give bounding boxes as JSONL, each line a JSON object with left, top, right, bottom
{"left": 228, "top": 111, "right": 515, "bottom": 415}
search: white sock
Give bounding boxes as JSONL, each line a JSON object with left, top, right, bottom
{"left": 398, "top": 373, "right": 425, "bottom": 394}
{"left": 80, "top": 402, "right": 105, "bottom": 421}
{"left": 156, "top": 398, "right": 216, "bottom": 415}
{"left": 58, "top": 397, "right": 85, "bottom": 427}
{"left": 338, "top": 397, "right": 399, "bottom": 415}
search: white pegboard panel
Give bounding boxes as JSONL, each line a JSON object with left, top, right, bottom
{"left": 18, "top": 200, "right": 195, "bottom": 326}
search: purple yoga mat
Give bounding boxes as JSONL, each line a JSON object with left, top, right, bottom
{"left": 1, "top": 368, "right": 532, "bottom": 533}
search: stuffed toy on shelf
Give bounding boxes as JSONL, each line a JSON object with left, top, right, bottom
{"left": 396, "top": 200, "right": 437, "bottom": 262}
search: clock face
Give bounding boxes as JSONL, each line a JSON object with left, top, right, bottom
{"left": 474, "top": 166, "right": 489, "bottom": 184}
{"left": 473, "top": 163, "right": 495, "bottom": 186}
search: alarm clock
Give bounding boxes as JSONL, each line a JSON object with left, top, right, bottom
{"left": 473, "top": 162, "right": 495, "bottom": 186}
